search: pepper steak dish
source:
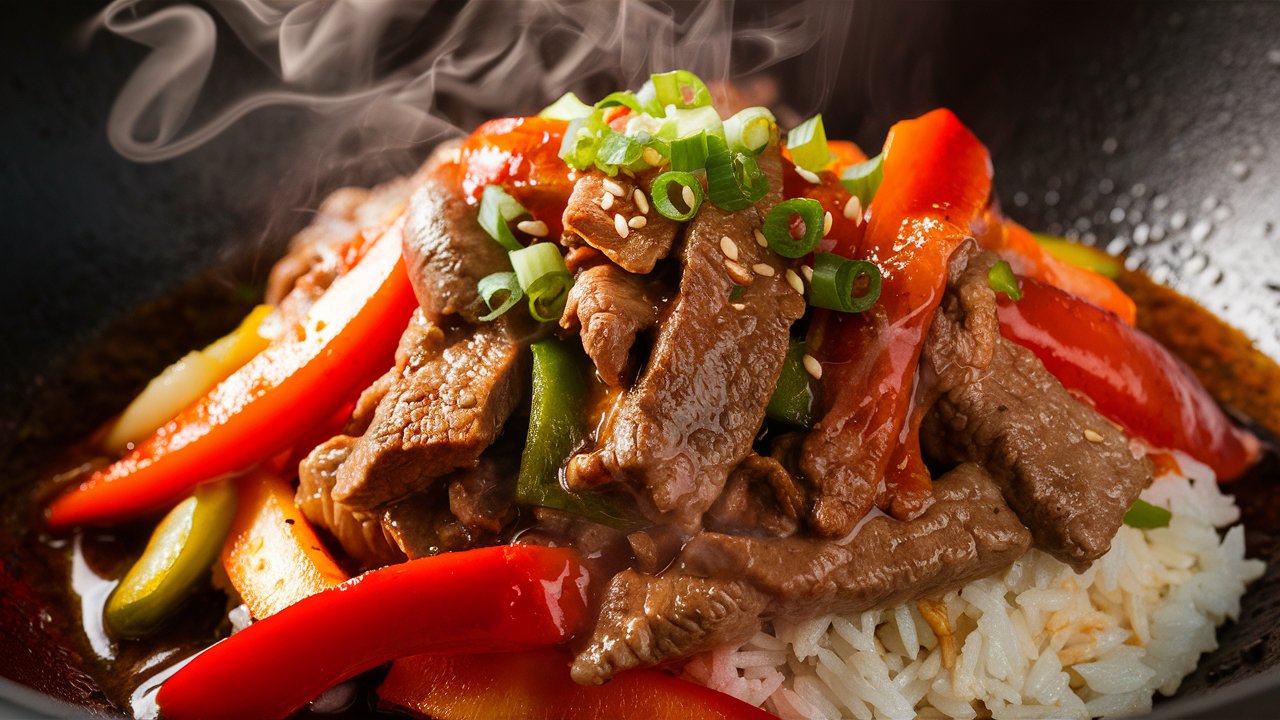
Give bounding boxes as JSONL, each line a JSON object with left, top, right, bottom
{"left": 35, "top": 71, "right": 1270, "bottom": 719}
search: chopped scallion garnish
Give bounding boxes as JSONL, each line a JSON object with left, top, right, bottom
{"left": 1123, "top": 499, "right": 1172, "bottom": 529}
{"left": 809, "top": 252, "right": 882, "bottom": 313}
{"left": 594, "top": 91, "right": 644, "bottom": 113}
{"left": 840, "top": 153, "right": 884, "bottom": 206}
{"left": 664, "top": 105, "right": 724, "bottom": 141}
{"left": 650, "top": 70, "right": 712, "bottom": 110}
{"left": 538, "top": 92, "right": 593, "bottom": 121}
{"left": 650, "top": 171, "right": 704, "bottom": 221}
{"left": 477, "top": 185, "right": 529, "bottom": 252}
{"left": 670, "top": 132, "right": 709, "bottom": 172}
{"left": 596, "top": 131, "right": 646, "bottom": 172}
{"left": 477, "top": 271, "right": 524, "bottom": 322}
{"left": 705, "top": 134, "right": 769, "bottom": 212}
{"left": 988, "top": 260, "right": 1023, "bottom": 301}
{"left": 559, "top": 115, "right": 608, "bottom": 171}
{"left": 763, "top": 198, "right": 825, "bottom": 258}
{"left": 786, "top": 114, "right": 830, "bottom": 172}
{"left": 510, "top": 242, "right": 573, "bottom": 322}
{"left": 724, "top": 106, "right": 777, "bottom": 155}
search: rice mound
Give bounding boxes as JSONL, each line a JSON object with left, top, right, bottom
{"left": 682, "top": 454, "right": 1265, "bottom": 719}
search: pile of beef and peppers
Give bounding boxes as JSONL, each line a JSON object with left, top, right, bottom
{"left": 44, "top": 71, "right": 1260, "bottom": 719}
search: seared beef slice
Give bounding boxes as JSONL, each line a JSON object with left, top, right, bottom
{"left": 560, "top": 263, "right": 664, "bottom": 387}
{"left": 562, "top": 171, "right": 681, "bottom": 274}
{"left": 567, "top": 142, "right": 806, "bottom": 528}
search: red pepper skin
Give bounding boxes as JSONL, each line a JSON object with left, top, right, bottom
{"left": 803, "top": 109, "right": 993, "bottom": 532}
{"left": 458, "top": 116, "right": 576, "bottom": 238}
{"left": 379, "top": 650, "right": 777, "bottom": 720}
{"left": 46, "top": 220, "right": 418, "bottom": 529}
{"left": 156, "top": 546, "right": 590, "bottom": 720}
{"left": 998, "top": 278, "right": 1259, "bottom": 479}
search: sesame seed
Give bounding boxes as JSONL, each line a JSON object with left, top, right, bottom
{"left": 516, "top": 219, "right": 548, "bottom": 237}
{"left": 724, "top": 259, "right": 752, "bottom": 285}
{"left": 802, "top": 354, "right": 823, "bottom": 379}
{"left": 600, "top": 192, "right": 615, "bottom": 210}
{"left": 823, "top": 211, "right": 833, "bottom": 236}
{"left": 603, "top": 178, "right": 625, "bottom": 197}
{"left": 785, "top": 268, "right": 804, "bottom": 295}
{"left": 682, "top": 185, "right": 697, "bottom": 210}
{"left": 796, "top": 167, "right": 821, "bottom": 184}
{"left": 752, "top": 263, "right": 776, "bottom": 277}
{"left": 1084, "top": 429, "right": 1104, "bottom": 443}
{"left": 731, "top": 302, "right": 746, "bottom": 311}
{"left": 633, "top": 189, "right": 650, "bottom": 215}
{"left": 642, "top": 147, "right": 662, "bottom": 166}
{"left": 614, "top": 213, "right": 630, "bottom": 238}
{"left": 628, "top": 215, "right": 647, "bottom": 229}
{"left": 801, "top": 265, "right": 814, "bottom": 282}
{"left": 843, "top": 195, "right": 863, "bottom": 221}
{"left": 621, "top": 167, "right": 635, "bottom": 178}
{"left": 754, "top": 229, "right": 768, "bottom": 247}
{"left": 720, "top": 236, "right": 739, "bottom": 261}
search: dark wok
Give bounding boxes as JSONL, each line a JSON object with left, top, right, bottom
{"left": 2, "top": 1, "right": 1278, "bottom": 717}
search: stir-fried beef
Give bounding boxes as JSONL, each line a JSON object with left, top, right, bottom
{"left": 560, "top": 263, "right": 665, "bottom": 387}
{"left": 562, "top": 171, "right": 681, "bottom": 274}
{"left": 297, "top": 435, "right": 405, "bottom": 569}
{"left": 679, "top": 464, "right": 1031, "bottom": 618}
{"left": 403, "top": 173, "right": 512, "bottom": 324}
{"left": 330, "top": 311, "right": 525, "bottom": 509}
{"left": 573, "top": 464, "right": 1030, "bottom": 683}
{"left": 566, "top": 141, "right": 806, "bottom": 530}
{"left": 570, "top": 570, "right": 767, "bottom": 685}
{"left": 922, "top": 338, "right": 1153, "bottom": 570}
{"left": 380, "top": 449, "right": 517, "bottom": 559}
{"left": 919, "top": 241, "right": 1001, "bottom": 396}
{"left": 703, "top": 452, "right": 805, "bottom": 538}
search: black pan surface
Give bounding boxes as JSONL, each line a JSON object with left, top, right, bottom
{"left": 2, "top": 1, "right": 1278, "bottom": 717}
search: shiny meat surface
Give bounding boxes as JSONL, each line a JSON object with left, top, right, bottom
{"left": 297, "top": 435, "right": 405, "bottom": 569}
{"left": 562, "top": 171, "right": 681, "bottom": 274}
{"left": 560, "top": 263, "right": 665, "bottom": 387}
{"left": 566, "top": 142, "right": 806, "bottom": 530}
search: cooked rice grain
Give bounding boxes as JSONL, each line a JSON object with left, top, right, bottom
{"left": 683, "top": 454, "right": 1265, "bottom": 719}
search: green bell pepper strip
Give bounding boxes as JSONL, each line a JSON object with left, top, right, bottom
{"left": 1122, "top": 499, "right": 1173, "bottom": 529}
{"left": 517, "top": 339, "right": 635, "bottom": 527}
{"left": 766, "top": 339, "right": 817, "bottom": 428}
{"left": 105, "top": 480, "right": 237, "bottom": 638}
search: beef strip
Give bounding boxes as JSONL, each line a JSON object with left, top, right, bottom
{"left": 297, "top": 435, "right": 405, "bottom": 570}
{"left": 331, "top": 311, "right": 525, "bottom": 509}
{"left": 703, "top": 452, "right": 805, "bottom": 538}
{"left": 573, "top": 464, "right": 1030, "bottom": 683}
{"left": 678, "top": 463, "right": 1031, "bottom": 619}
{"left": 921, "top": 336, "right": 1153, "bottom": 570}
{"left": 566, "top": 140, "right": 806, "bottom": 530}
{"left": 570, "top": 570, "right": 767, "bottom": 685}
{"left": 560, "top": 263, "right": 665, "bottom": 387}
{"left": 562, "top": 171, "right": 681, "bottom": 274}
{"left": 403, "top": 172, "right": 512, "bottom": 324}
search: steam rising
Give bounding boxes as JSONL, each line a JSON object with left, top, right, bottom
{"left": 88, "top": 0, "right": 853, "bottom": 163}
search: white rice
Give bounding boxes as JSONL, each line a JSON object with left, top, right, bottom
{"left": 683, "top": 453, "right": 1265, "bottom": 719}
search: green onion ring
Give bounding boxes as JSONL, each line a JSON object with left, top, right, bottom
{"left": 477, "top": 271, "right": 524, "bottom": 322}
{"left": 763, "top": 198, "right": 825, "bottom": 258}
{"left": 809, "top": 252, "right": 882, "bottom": 313}
{"left": 705, "top": 134, "right": 769, "bottom": 212}
{"left": 650, "top": 171, "right": 705, "bottom": 221}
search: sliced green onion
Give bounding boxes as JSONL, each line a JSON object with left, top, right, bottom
{"left": 840, "top": 153, "right": 884, "bottom": 206}
{"left": 594, "top": 90, "right": 643, "bottom": 113}
{"left": 810, "top": 252, "right": 882, "bottom": 313}
{"left": 538, "top": 92, "right": 593, "bottom": 121}
{"left": 559, "top": 113, "right": 611, "bottom": 170}
{"left": 763, "top": 198, "right": 825, "bottom": 258}
{"left": 650, "top": 171, "right": 704, "bottom": 221}
{"left": 786, "top": 114, "right": 830, "bottom": 172}
{"left": 596, "top": 131, "right": 645, "bottom": 172}
{"left": 477, "top": 271, "right": 523, "bottom": 322}
{"left": 670, "top": 132, "right": 708, "bottom": 172}
{"left": 988, "top": 260, "right": 1023, "bottom": 301}
{"left": 704, "top": 134, "right": 769, "bottom": 212}
{"left": 650, "top": 70, "right": 712, "bottom": 110}
{"left": 724, "top": 106, "right": 777, "bottom": 154}
{"left": 666, "top": 106, "right": 724, "bottom": 141}
{"left": 634, "top": 79, "right": 663, "bottom": 117}
{"left": 1033, "top": 233, "right": 1122, "bottom": 278}
{"left": 767, "top": 339, "right": 816, "bottom": 428}
{"left": 511, "top": 242, "right": 573, "bottom": 322}
{"left": 1123, "top": 499, "right": 1172, "bottom": 529}
{"left": 478, "top": 185, "right": 528, "bottom": 252}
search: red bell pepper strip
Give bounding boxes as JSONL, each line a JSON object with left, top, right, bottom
{"left": 998, "top": 278, "right": 1259, "bottom": 480}
{"left": 983, "top": 218, "right": 1136, "bottom": 324}
{"left": 457, "top": 116, "right": 575, "bottom": 238}
{"left": 803, "top": 109, "right": 993, "bottom": 533}
{"left": 379, "top": 649, "right": 777, "bottom": 720}
{"left": 46, "top": 218, "right": 419, "bottom": 529}
{"left": 156, "top": 545, "right": 589, "bottom": 720}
